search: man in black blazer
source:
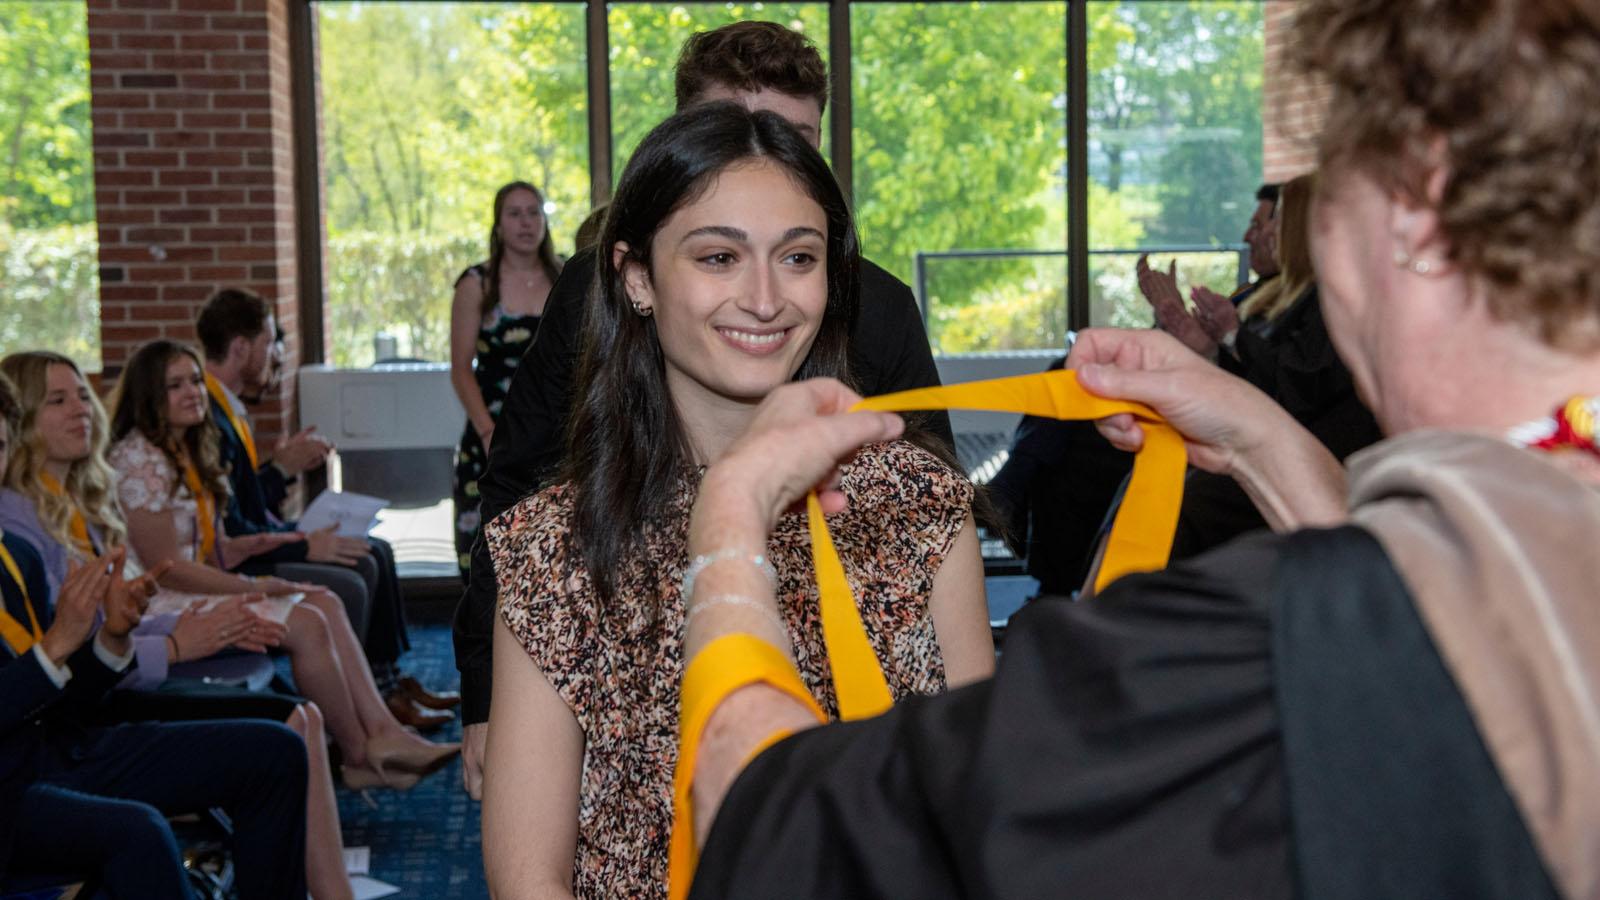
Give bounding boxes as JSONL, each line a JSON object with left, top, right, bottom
{"left": 453, "top": 21, "right": 953, "bottom": 797}
{"left": 196, "top": 288, "right": 458, "bottom": 731}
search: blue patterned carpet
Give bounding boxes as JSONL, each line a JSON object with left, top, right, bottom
{"left": 327, "top": 616, "right": 487, "bottom": 898}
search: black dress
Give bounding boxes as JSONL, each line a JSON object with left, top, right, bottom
{"left": 452, "top": 263, "right": 540, "bottom": 583}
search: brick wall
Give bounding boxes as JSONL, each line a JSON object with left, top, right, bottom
{"left": 1262, "top": 0, "right": 1327, "bottom": 184}
{"left": 87, "top": 0, "right": 300, "bottom": 438}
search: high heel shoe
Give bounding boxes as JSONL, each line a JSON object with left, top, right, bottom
{"left": 365, "top": 732, "right": 461, "bottom": 779}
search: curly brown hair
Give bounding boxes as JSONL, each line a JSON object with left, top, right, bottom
{"left": 1291, "top": 0, "right": 1600, "bottom": 351}
{"left": 673, "top": 21, "right": 828, "bottom": 114}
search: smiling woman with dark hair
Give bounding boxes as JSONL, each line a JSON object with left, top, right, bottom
{"left": 479, "top": 103, "right": 992, "bottom": 900}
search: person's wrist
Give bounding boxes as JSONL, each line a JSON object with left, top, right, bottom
{"left": 694, "top": 465, "right": 777, "bottom": 538}
{"left": 38, "top": 630, "right": 76, "bottom": 666}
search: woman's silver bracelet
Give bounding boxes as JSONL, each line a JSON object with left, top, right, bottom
{"left": 684, "top": 593, "right": 788, "bottom": 642}
{"left": 681, "top": 548, "right": 777, "bottom": 601}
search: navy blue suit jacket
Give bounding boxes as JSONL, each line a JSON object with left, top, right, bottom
{"left": 1, "top": 532, "right": 132, "bottom": 871}
{"left": 210, "top": 394, "right": 309, "bottom": 570}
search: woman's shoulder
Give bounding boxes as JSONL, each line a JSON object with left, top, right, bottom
{"left": 486, "top": 481, "right": 575, "bottom": 544}
{"left": 0, "top": 489, "right": 44, "bottom": 539}
{"left": 485, "top": 483, "right": 583, "bottom": 604}
{"left": 455, "top": 262, "right": 489, "bottom": 288}
{"left": 842, "top": 439, "right": 974, "bottom": 510}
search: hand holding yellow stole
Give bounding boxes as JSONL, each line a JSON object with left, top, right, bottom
{"left": 669, "top": 369, "right": 1187, "bottom": 899}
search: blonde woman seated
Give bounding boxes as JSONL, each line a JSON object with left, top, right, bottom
{"left": 0, "top": 350, "right": 371, "bottom": 900}
{"left": 100, "top": 339, "right": 458, "bottom": 788}
{"left": 481, "top": 103, "right": 994, "bottom": 899}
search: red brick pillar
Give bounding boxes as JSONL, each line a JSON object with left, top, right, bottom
{"left": 1262, "top": 0, "right": 1327, "bottom": 184}
{"left": 87, "top": 0, "right": 300, "bottom": 439}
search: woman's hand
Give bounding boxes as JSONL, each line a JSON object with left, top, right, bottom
{"left": 167, "top": 595, "right": 268, "bottom": 663}
{"left": 703, "top": 378, "right": 906, "bottom": 530}
{"left": 1067, "top": 327, "right": 1282, "bottom": 473}
{"left": 37, "top": 558, "right": 113, "bottom": 665}
{"left": 303, "top": 525, "right": 371, "bottom": 567}
{"left": 220, "top": 531, "right": 304, "bottom": 566}
{"left": 232, "top": 601, "right": 288, "bottom": 653}
{"left": 1067, "top": 328, "right": 1349, "bottom": 531}
{"left": 100, "top": 553, "right": 165, "bottom": 643}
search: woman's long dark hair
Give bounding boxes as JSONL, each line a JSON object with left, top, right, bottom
{"left": 564, "top": 103, "right": 862, "bottom": 606}
{"left": 109, "top": 339, "right": 229, "bottom": 505}
{"left": 481, "top": 181, "right": 564, "bottom": 317}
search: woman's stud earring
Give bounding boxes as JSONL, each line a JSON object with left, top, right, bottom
{"left": 632, "top": 301, "right": 653, "bottom": 318}
{"left": 1409, "top": 258, "right": 1433, "bottom": 275}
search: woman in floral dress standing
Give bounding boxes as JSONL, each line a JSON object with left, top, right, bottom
{"left": 450, "top": 181, "right": 563, "bottom": 582}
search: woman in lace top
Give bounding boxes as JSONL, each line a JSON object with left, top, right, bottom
{"left": 480, "top": 104, "right": 995, "bottom": 900}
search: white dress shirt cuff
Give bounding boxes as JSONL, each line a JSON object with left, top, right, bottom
{"left": 31, "top": 643, "right": 71, "bottom": 688}
{"left": 94, "top": 633, "right": 137, "bottom": 672}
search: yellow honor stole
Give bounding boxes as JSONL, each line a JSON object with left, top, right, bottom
{"left": 0, "top": 536, "right": 44, "bottom": 655}
{"left": 181, "top": 457, "right": 219, "bottom": 564}
{"left": 204, "top": 370, "right": 259, "bottom": 470}
{"left": 38, "top": 472, "right": 93, "bottom": 558}
{"left": 668, "top": 369, "right": 1187, "bottom": 898}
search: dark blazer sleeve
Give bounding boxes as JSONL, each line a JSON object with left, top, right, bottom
{"left": 256, "top": 463, "right": 291, "bottom": 519}
{"left": 854, "top": 259, "right": 954, "bottom": 450}
{"left": 453, "top": 246, "right": 592, "bottom": 724}
{"left": 1, "top": 539, "right": 125, "bottom": 736}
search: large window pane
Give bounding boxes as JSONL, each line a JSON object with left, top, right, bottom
{"left": 316, "top": 1, "right": 588, "bottom": 367}
{"left": 607, "top": 2, "right": 829, "bottom": 183}
{"left": 852, "top": 2, "right": 1068, "bottom": 355}
{"left": 0, "top": 0, "right": 100, "bottom": 370}
{"left": 1087, "top": 0, "right": 1264, "bottom": 327}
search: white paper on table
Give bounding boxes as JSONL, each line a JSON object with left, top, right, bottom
{"left": 297, "top": 490, "right": 389, "bottom": 538}
{"left": 145, "top": 591, "right": 303, "bottom": 625}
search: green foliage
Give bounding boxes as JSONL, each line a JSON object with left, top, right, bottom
{"left": 852, "top": 2, "right": 1067, "bottom": 312}
{"left": 0, "top": 223, "right": 100, "bottom": 366}
{"left": 0, "top": 1, "right": 94, "bottom": 229}
{"left": 607, "top": 3, "right": 830, "bottom": 182}
{"left": 1088, "top": 1, "right": 1264, "bottom": 247}
{"left": 324, "top": 231, "right": 480, "bottom": 368}
{"left": 313, "top": 1, "right": 1265, "bottom": 363}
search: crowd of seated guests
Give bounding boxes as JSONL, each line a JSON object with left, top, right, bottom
{"left": 0, "top": 296, "right": 461, "bottom": 896}
{"left": 0, "top": 368, "right": 309, "bottom": 898}
{"left": 197, "top": 288, "right": 460, "bottom": 732}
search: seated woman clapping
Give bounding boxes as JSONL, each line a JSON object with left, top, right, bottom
{"left": 0, "top": 369, "right": 310, "bottom": 900}
{"left": 480, "top": 102, "right": 993, "bottom": 899}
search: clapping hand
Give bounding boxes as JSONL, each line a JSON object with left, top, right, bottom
{"left": 1136, "top": 254, "right": 1215, "bottom": 357}
{"left": 36, "top": 557, "right": 114, "bottom": 665}
{"left": 101, "top": 553, "right": 165, "bottom": 641}
{"left": 272, "top": 427, "right": 334, "bottom": 476}
{"left": 1190, "top": 285, "right": 1240, "bottom": 345}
